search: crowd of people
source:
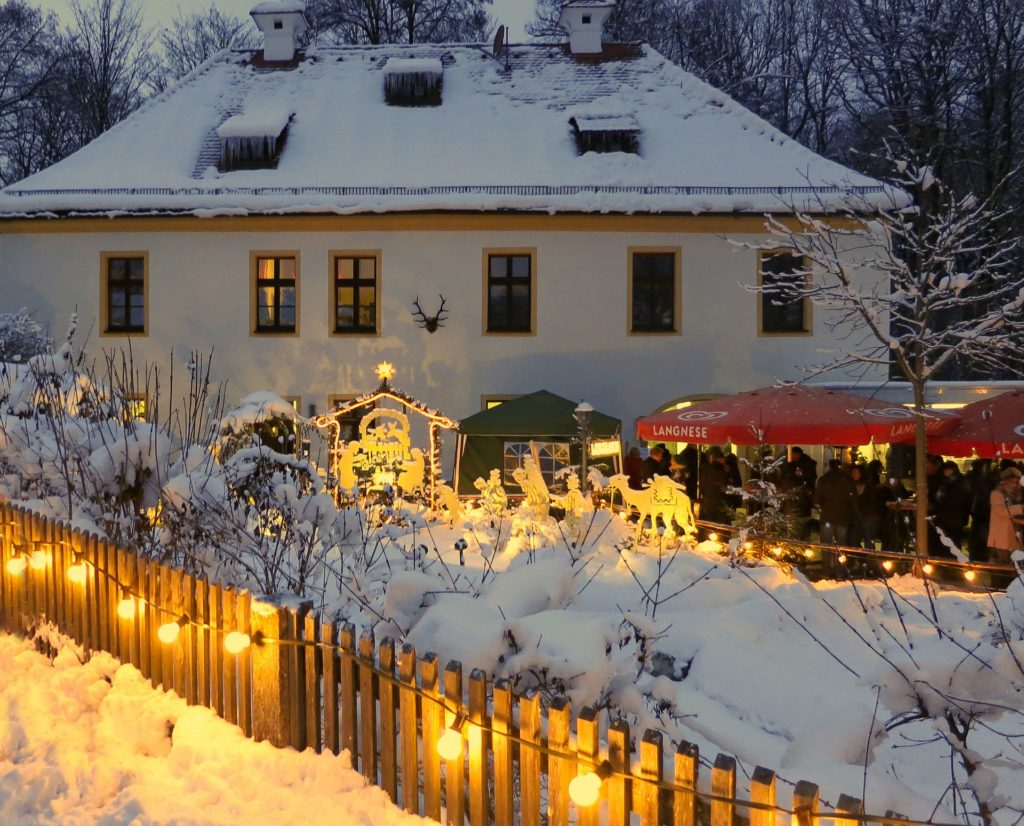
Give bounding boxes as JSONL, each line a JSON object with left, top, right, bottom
{"left": 622, "top": 443, "right": 1024, "bottom": 565}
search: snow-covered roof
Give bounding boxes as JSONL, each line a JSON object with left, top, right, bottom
{"left": 216, "top": 107, "right": 293, "bottom": 138}
{"left": 0, "top": 42, "right": 898, "bottom": 218}
{"left": 571, "top": 113, "right": 639, "bottom": 132}
{"left": 250, "top": 0, "right": 305, "bottom": 14}
{"left": 382, "top": 57, "right": 443, "bottom": 76}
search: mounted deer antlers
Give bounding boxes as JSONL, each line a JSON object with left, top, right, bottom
{"left": 411, "top": 294, "right": 449, "bottom": 333}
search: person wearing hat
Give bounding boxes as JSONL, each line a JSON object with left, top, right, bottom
{"left": 987, "top": 466, "right": 1023, "bottom": 566}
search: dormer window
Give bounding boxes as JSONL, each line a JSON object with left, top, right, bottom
{"left": 217, "top": 107, "right": 293, "bottom": 171}
{"left": 582, "top": 14, "right": 591, "bottom": 23}
{"left": 383, "top": 57, "right": 443, "bottom": 106}
{"left": 570, "top": 114, "right": 640, "bottom": 154}
{"left": 273, "top": 18, "right": 283, "bottom": 29}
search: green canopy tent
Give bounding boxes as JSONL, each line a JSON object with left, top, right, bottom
{"left": 454, "top": 390, "right": 622, "bottom": 495}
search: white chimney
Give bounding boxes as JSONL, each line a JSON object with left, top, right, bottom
{"left": 557, "top": 0, "right": 614, "bottom": 56}
{"left": 250, "top": 0, "right": 308, "bottom": 62}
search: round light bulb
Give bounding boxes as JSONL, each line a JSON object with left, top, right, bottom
{"left": 67, "top": 562, "right": 88, "bottom": 584}
{"left": 743, "top": 541, "right": 753, "bottom": 551}
{"left": 922, "top": 563, "right": 934, "bottom": 576}
{"left": 6, "top": 556, "right": 27, "bottom": 575}
{"left": 882, "top": 560, "right": 894, "bottom": 572}
{"left": 837, "top": 554, "right": 847, "bottom": 564}
{"left": 29, "top": 549, "right": 47, "bottom": 570}
{"left": 964, "top": 570, "right": 977, "bottom": 583}
{"left": 803, "top": 549, "right": 814, "bottom": 559}
{"left": 771, "top": 546, "right": 783, "bottom": 557}
{"left": 158, "top": 620, "right": 182, "bottom": 644}
{"left": 117, "top": 595, "right": 136, "bottom": 620}
{"left": 436, "top": 727, "right": 464, "bottom": 761}
{"left": 569, "top": 771, "right": 602, "bottom": 807}
{"left": 224, "top": 631, "right": 251, "bottom": 654}
{"left": 708, "top": 532, "right": 719, "bottom": 542}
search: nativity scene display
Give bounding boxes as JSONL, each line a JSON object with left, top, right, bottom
{"left": 313, "top": 361, "right": 458, "bottom": 503}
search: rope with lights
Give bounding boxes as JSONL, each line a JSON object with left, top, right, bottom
{"left": 0, "top": 536, "right": 984, "bottom": 824}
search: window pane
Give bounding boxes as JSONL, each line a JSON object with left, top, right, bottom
{"left": 337, "top": 306, "right": 354, "bottom": 327}
{"left": 632, "top": 252, "right": 675, "bottom": 331}
{"left": 358, "top": 257, "right": 375, "bottom": 279}
{"left": 511, "top": 255, "right": 530, "bottom": 278}
{"left": 337, "top": 258, "right": 354, "bottom": 279}
{"left": 280, "top": 286, "right": 295, "bottom": 309}
{"left": 489, "top": 256, "right": 506, "bottom": 279}
{"left": 278, "top": 258, "right": 296, "bottom": 279}
{"left": 258, "top": 286, "right": 274, "bottom": 311}
{"left": 127, "top": 258, "right": 144, "bottom": 280}
{"left": 279, "top": 305, "right": 295, "bottom": 327}
{"left": 129, "top": 305, "right": 145, "bottom": 327}
{"left": 761, "top": 253, "right": 806, "bottom": 333}
{"left": 258, "top": 258, "right": 276, "bottom": 279}
{"left": 338, "top": 286, "right": 354, "bottom": 307}
{"left": 109, "top": 258, "right": 127, "bottom": 280}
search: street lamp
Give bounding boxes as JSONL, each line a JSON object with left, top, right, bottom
{"left": 574, "top": 401, "right": 593, "bottom": 489}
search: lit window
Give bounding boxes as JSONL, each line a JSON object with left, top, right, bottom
{"left": 630, "top": 249, "right": 678, "bottom": 333}
{"left": 503, "top": 441, "right": 570, "bottom": 488}
{"left": 103, "top": 254, "right": 147, "bottom": 334}
{"left": 486, "top": 252, "right": 534, "bottom": 333}
{"left": 334, "top": 254, "right": 379, "bottom": 334}
{"left": 760, "top": 251, "right": 810, "bottom": 334}
{"left": 253, "top": 255, "right": 297, "bottom": 334}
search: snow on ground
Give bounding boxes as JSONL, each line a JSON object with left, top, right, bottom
{"left": 0, "top": 632, "right": 426, "bottom": 825}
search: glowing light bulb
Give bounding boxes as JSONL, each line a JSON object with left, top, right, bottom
{"left": 436, "top": 727, "right": 464, "bottom": 761}
{"left": 6, "top": 555, "right": 27, "bottom": 575}
{"left": 67, "top": 562, "right": 88, "bottom": 584}
{"left": 743, "top": 541, "right": 753, "bottom": 551}
{"left": 29, "top": 549, "right": 47, "bottom": 570}
{"left": 708, "top": 532, "right": 719, "bottom": 542}
{"left": 922, "top": 563, "right": 934, "bottom": 576}
{"left": 964, "top": 570, "right": 977, "bottom": 583}
{"left": 117, "top": 594, "right": 136, "bottom": 620}
{"left": 224, "top": 631, "right": 251, "bottom": 654}
{"left": 882, "top": 560, "right": 894, "bottom": 572}
{"left": 803, "top": 549, "right": 814, "bottom": 559}
{"left": 569, "top": 771, "right": 602, "bottom": 807}
{"left": 771, "top": 546, "right": 784, "bottom": 557}
{"left": 158, "top": 616, "right": 188, "bottom": 645}
{"left": 837, "top": 554, "right": 847, "bottom": 564}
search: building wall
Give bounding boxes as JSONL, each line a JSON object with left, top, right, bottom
{"left": 0, "top": 214, "right": 886, "bottom": 435}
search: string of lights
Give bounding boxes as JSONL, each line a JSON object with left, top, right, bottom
{"left": 0, "top": 535, "right": 976, "bottom": 824}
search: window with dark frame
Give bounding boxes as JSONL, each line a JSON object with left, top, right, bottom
{"left": 631, "top": 251, "right": 676, "bottom": 333}
{"left": 487, "top": 253, "right": 532, "bottom": 333}
{"left": 106, "top": 256, "right": 145, "bottom": 333}
{"left": 255, "top": 256, "right": 296, "bottom": 333}
{"left": 760, "top": 251, "right": 808, "bottom": 334}
{"left": 334, "top": 256, "right": 377, "bottom": 333}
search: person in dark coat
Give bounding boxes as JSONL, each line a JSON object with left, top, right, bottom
{"left": 624, "top": 446, "right": 645, "bottom": 490}
{"left": 699, "top": 446, "right": 732, "bottom": 531}
{"left": 813, "top": 459, "right": 856, "bottom": 546}
{"left": 680, "top": 445, "right": 699, "bottom": 500}
{"left": 966, "top": 459, "right": 995, "bottom": 560}
{"left": 724, "top": 453, "right": 743, "bottom": 509}
{"left": 848, "top": 464, "right": 884, "bottom": 548}
{"left": 782, "top": 446, "right": 816, "bottom": 538}
{"left": 933, "top": 460, "right": 971, "bottom": 558}
{"left": 640, "top": 445, "right": 668, "bottom": 484}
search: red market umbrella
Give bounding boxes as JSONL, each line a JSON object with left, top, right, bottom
{"left": 636, "top": 384, "right": 960, "bottom": 445}
{"left": 925, "top": 389, "right": 1024, "bottom": 459}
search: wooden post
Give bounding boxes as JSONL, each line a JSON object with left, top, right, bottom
{"left": 467, "top": 668, "right": 488, "bottom": 826}
{"left": 182, "top": 572, "right": 198, "bottom": 706}
{"left": 547, "top": 696, "right": 571, "bottom": 826}
{"left": 195, "top": 577, "right": 210, "bottom": 708}
{"left": 711, "top": 754, "right": 736, "bottom": 826}
{"left": 122, "top": 548, "right": 141, "bottom": 668}
{"left": 835, "top": 794, "right": 864, "bottom": 826}
{"left": 519, "top": 690, "right": 542, "bottom": 826}
{"left": 607, "top": 720, "right": 631, "bottom": 826}
{"left": 398, "top": 644, "right": 419, "bottom": 814}
{"left": 491, "top": 680, "right": 514, "bottom": 826}
{"left": 750, "top": 767, "right": 776, "bottom": 826}
{"left": 379, "top": 638, "right": 398, "bottom": 803}
{"left": 249, "top": 596, "right": 290, "bottom": 747}
{"left": 304, "top": 612, "right": 322, "bottom": 753}
{"left": 359, "top": 631, "right": 378, "bottom": 784}
{"left": 208, "top": 582, "right": 223, "bottom": 716}
{"left": 793, "top": 782, "right": 820, "bottom": 826}
{"left": 236, "top": 591, "right": 253, "bottom": 737}
{"left": 339, "top": 623, "right": 358, "bottom": 760}
{"left": 674, "top": 741, "right": 699, "bottom": 826}
{"left": 322, "top": 621, "right": 340, "bottom": 755}
{"left": 170, "top": 567, "right": 186, "bottom": 698}
{"left": 575, "top": 707, "right": 600, "bottom": 826}
{"left": 420, "top": 653, "right": 442, "bottom": 822}
{"left": 136, "top": 555, "right": 151, "bottom": 681}
{"left": 287, "top": 602, "right": 309, "bottom": 748}
{"left": 443, "top": 660, "right": 464, "bottom": 826}
{"left": 160, "top": 564, "right": 176, "bottom": 692}
{"left": 639, "top": 730, "right": 663, "bottom": 826}
{"left": 222, "top": 587, "right": 238, "bottom": 725}
{"left": 148, "top": 559, "right": 163, "bottom": 690}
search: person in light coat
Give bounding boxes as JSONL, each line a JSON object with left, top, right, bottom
{"left": 987, "top": 466, "right": 1023, "bottom": 565}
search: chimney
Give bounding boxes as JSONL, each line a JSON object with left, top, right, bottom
{"left": 250, "top": 0, "right": 308, "bottom": 62}
{"left": 557, "top": 0, "right": 614, "bottom": 56}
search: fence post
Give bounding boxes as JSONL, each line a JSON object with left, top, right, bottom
{"left": 793, "top": 781, "right": 820, "bottom": 826}
{"left": 249, "top": 594, "right": 310, "bottom": 748}
{"left": 607, "top": 719, "right": 631, "bottom": 826}
{"left": 674, "top": 741, "right": 699, "bottom": 826}
{"left": 835, "top": 794, "right": 864, "bottom": 826}
{"left": 379, "top": 638, "right": 398, "bottom": 803}
{"left": 443, "top": 660, "right": 465, "bottom": 826}
{"left": 639, "top": 730, "right": 663, "bottom": 826}
{"left": 548, "top": 696, "right": 571, "bottom": 826}
{"left": 359, "top": 630, "right": 378, "bottom": 784}
{"left": 711, "top": 754, "right": 736, "bottom": 826}
{"left": 492, "top": 679, "right": 514, "bottom": 826}
{"left": 467, "top": 668, "right": 488, "bottom": 826}
{"left": 520, "top": 689, "right": 542, "bottom": 826}
{"left": 750, "top": 767, "right": 776, "bottom": 826}
{"left": 575, "top": 707, "right": 600, "bottom": 826}
{"left": 420, "top": 653, "right": 442, "bottom": 821}
{"left": 398, "top": 644, "right": 418, "bottom": 813}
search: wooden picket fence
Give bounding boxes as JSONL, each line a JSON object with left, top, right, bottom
{"left": 0, "top": 503, "right": 897, "bottom": 826}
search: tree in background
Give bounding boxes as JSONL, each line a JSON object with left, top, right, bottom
{"left": 756, "top": 151, "right": 1024, "bottom": 557}
{"left": 154, "top": 4, "right": 258, "bottom": 90}
{"left": 305, "top": 0, "right": 492, "bottom": 45}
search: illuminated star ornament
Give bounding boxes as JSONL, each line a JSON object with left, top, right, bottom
{"left": 375, "top": 360, "right": 396, "bottom": 384}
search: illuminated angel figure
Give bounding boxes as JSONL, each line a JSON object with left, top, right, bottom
{"left": 513, "top": 456, "right": 549, "bottom": 521}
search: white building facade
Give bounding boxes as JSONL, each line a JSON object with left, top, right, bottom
{"left": 0, "top": 4, "right": 896, "bottom": 434}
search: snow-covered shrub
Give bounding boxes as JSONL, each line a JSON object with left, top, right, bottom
{"left": 0, "top": 308, "right": 51, "bottom": 364}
